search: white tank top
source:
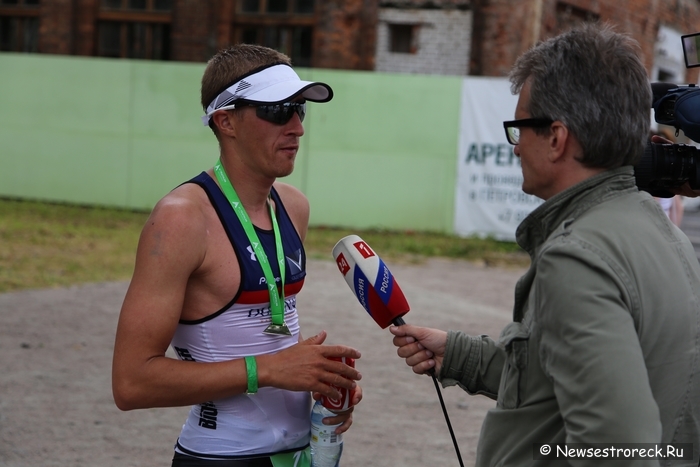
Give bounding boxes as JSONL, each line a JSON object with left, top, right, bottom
{"left": 171, "top": 295, "right": 311, "bottom": 459}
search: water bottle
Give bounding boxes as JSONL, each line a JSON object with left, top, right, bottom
{"left": 310, "top": 399, "right": 344, "bottom": 467}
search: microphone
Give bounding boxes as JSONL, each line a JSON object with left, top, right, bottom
{"left": 332, "top": 235, "right": 410, "bottom": 329}
{"left": 332, "top": 234, "right": 465, "bottom": 466}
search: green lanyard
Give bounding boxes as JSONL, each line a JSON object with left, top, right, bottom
{"left": 213, "top": 159, "right": 291, "bottom": 336}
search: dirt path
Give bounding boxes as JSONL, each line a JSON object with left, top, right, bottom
{"left": 0, "top": 258, "right": 526, "bottom": 467}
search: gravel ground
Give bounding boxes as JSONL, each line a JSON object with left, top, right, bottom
{"left": 0, "top": 257, "right": 526, "bottom": 467}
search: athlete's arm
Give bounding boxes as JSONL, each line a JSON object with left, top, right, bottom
{"left": 112, "top": 191, "right": 248, "bottom": 409}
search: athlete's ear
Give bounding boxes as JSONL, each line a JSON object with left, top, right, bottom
{"left": 211, "top": 110, "right": 236, "bottom": 137}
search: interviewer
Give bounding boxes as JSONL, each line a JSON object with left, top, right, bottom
{"left": 392, "top": 23, "right": 700, "bottom": 467}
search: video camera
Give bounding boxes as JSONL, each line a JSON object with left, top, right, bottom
{"left": 634, "top": 32, "right": 700, "bottom": 197}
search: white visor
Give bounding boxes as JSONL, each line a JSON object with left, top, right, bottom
{"left": 202, "top": 64, "right": 333, "bottom": 126}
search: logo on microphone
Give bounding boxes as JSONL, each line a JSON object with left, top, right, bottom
{"left": 353, "top": 241, "right": 375, "bottom": 259}
{"left": 336, "top": 253, "right": 351, "bottom": 276}
{"left": 379, "top": 264, "right": 391, "bottom": 294}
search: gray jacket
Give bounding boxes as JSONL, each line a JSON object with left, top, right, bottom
{"left": 441, "top": 167, "right": 700, "bottom": 466}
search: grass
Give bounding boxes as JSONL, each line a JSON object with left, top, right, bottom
{"left": 0, "top": 198, "right": 150, "bottom": 293}
{"left": 305, "top": 226, "right": 528, "bottom": 266}
{"left": 0, "top": 198, "right": 529, "bottom": 293}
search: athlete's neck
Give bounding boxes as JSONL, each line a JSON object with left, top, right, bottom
{"left": 210, "top": 158, "right": 275, "bottom": 227}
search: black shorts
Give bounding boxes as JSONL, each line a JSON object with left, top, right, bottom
{"left": 171, "top": 452, "right": 273, "bottom": 467}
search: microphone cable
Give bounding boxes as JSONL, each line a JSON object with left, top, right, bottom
{"left": 393, "top": 317, "right": 464, "bottom": 467}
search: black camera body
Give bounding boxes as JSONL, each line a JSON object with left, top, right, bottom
{"left": 635, "top": 139, "right": 700, "bottom": 198}
{"left": 634, "top": 32, "right": 700, "bottom": 198}
{"left": 635, "top": 84, "right": 700, "bottom": 197}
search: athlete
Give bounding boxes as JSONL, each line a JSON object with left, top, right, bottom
{"left": 112, "top": 44, "right": 362, "bottom": 467}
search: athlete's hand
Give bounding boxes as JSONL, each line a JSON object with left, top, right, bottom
{"left": 311, "top": 384, "right": 363, "bottom": 434}
{"left": 256, "top": 331, "right": 361, "bottom": 400}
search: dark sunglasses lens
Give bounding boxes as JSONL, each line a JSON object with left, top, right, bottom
{"left": 296, "top": 103, "right": 306, "bottom": 122}
{"left": 256, "top": 103, "right": 306, "bottom": 125}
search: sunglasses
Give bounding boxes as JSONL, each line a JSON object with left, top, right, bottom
{"left": 217, "top": 101, "right": 306, "bottom": 125}
{"left": 503, "top": 118, "right": 554, "bottom": 145}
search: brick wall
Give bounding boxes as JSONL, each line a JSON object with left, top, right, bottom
{"left": 24, "top": 1, "right": 376, "bottom": 68}
{"left": 314, "top": 0, "right": 378, "bottom": 70}
{"left": 473, "top": 0, "right": 700, "bottom": 83}
{"left": 73, "top": 0, "right": 98, "bottom": 57}
{"left": 38, "top": 0, "right": 77, "bottom": 55}
{"left": 18, "top": 0, "right": 700, "bottom": 83}
{"left": 375, "top": 7, "right": 472, "bottom": 75}
{"left": 165, "top": 0, "right": 378, "bottom": 68}
{"left": 170, "top": 0, "right": 218, "bottom": 63}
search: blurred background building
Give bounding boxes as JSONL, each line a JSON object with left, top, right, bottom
{"left": 3, "top": 0, "right": 700, "bottom": 83}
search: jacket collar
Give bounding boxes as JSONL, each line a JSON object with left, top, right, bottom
{"left": 515, "top": 166, "right": 637, "bottom": 255}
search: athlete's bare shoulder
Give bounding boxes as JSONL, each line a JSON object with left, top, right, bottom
{"left": 151, "top": 183, "right": 209, "bottom": 228}
{"left": 273, "top": 182, "right": 309, "bottom": 214}
{"left": 137, "top": 182, "right": 213, "bottom": 270}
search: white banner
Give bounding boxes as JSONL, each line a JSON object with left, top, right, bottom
{"left": 453, "top": 77, "right": 543, "bottom": 241}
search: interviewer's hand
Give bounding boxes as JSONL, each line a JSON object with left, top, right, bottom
{"left": 390, "top": 324, "right": 447, "bottom": 375}
{"left": 651, "top": 135, "right": 673, "bottom": 145}
{"left": 670, "top": 182, "right": 700, "bottom": 198}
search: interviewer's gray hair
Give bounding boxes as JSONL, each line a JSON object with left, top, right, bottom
{"left": 509, "top": 22, "right": 651, "bottom": 168}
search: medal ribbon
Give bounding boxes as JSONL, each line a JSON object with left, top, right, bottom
{"left": 214, "top": 159, "right": 287, "bottom": 330}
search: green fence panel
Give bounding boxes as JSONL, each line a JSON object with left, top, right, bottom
{"left": 0, "top": 54, "right": 463, "bottom": 233}
{"left": 0, "top": 54, "right": 132, "bottom": 206}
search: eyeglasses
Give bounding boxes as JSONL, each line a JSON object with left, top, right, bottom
{"left": 503, "top": 118, "right": 554, "bottom": 145}
{"left": 216, "top": 101, "right": 306, "bottom": 125}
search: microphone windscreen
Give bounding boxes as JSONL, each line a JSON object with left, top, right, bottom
{"left": 332, "top": 235, "right": 410, "bottom": 328}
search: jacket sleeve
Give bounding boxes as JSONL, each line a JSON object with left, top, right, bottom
{"left": 439, "top": 330, "right": 504, "bottom": 399}
{"left": 534, "top": 240, "right": 662, "bottom": 466}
